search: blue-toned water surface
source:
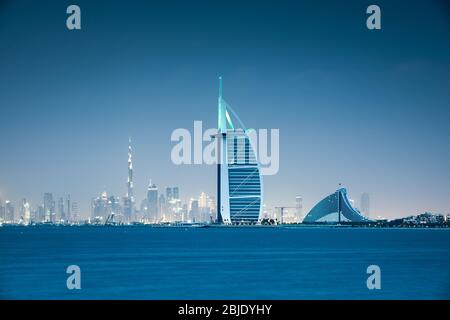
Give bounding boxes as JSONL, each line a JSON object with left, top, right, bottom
{"left": 1, "top": 226, "right": 449, "bottom": 299}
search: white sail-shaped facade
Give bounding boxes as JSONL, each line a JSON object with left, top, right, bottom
{"left": 216, "top": 77, "right": 263, "bottom": 225}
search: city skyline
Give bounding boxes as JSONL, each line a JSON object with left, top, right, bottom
{"left": 0, "top": 133, "right": 444, "bottom": 223}
{"left": 1, "top": 0, "right": 450, "bottom": 219}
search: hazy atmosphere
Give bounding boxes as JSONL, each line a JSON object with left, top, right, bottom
{"left": 1, "top": 0, "right": 450, "bottom": 219}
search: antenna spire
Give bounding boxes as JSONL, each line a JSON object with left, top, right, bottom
{"left": 219, "top": 76, "right": 222, "bottom": 98}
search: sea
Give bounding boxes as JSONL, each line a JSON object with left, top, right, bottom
{"left": 1, "top": 226, "right": 449, "bottom": 300}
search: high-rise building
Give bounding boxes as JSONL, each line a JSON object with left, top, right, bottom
{"left": 296, "top": 195, "right": 303, "bottom": 222}
{"left": 171, "top": 197, "right": 182, "bottom": 222}
{"left": 189, "top": 199, "right": 199, "bottom": 222}
{"left": 127, "top": 138, "right": 134, "bottom": 202}
{"left": 140, "top": 199, "right": 148, "bottom": 220}
{"left": 92, "top": 191, "right": 109, "bottom": 222}
{"left": 30, "top": 208, "right": 37, "bottom": 223}
{"left": 198, "top": 192, "right": 214, "bottom": 222}
{"left": 208, "top": 196, "right": 216, "bottom": 221}
{"left": 165, "top": 187, "right": 172, "bottom": 201}
{"left": 20, "top": 198, "right": 31, "bottom": 225}
{"left": 57, "top": 197, "right": 65, "bottom": 222}
{"left": 182, "top": 204, "right": 188, "bottom": 223}
{"left": 71, "top": 202, "right": 78, "bottom": 222}
{"left": 66, "top": 195, "right": 71, "bottom": 222}
{"left": 173, "top": 187, "right": 179, "bottom": 200}
{"left": 19, "top": 198, "right": 26, "bottom": 219}
{"left": 360, "top": 193, "right": 370, "bottom": 218}
{"left": 5, "top": 200, "right": 15, "bottom": 223}
{"left": 43, "top": 193, "right": 55, "bottom": 222}
{"left": 158, "top": 194, "right": 166, "bottom": 222}
{"left": 199, "top": 192, "right": 208, "bottom": 208}
{"left": 122, "top": 196, "right": 132, "bottom": 222}
{"left": 107, "top": 196, "right": 116, "bottom": 216}
{"left": 123, "top": 138, "right": 135, "bottom": 222}
{"left": 262, "top": 204, "right": 268, "bottom": 219}
{"left": 24, "top": 201, "right": 30, "bottom": 224}
{"left": 215, "top": 77, "right": 263, "bottom": 224}
{"left": 91, "top": 198, "right": 98, "bottom": 220}
{"left": 0, "top": 202, "right": 5, "bottom": 221}
{"left": 37, "top": 205, "right": 45, "bottom": 223}
{"left": 147, "top": 181, "right": 158, "bottom": 223}
{"left": 163, "top": 187, "right": 181, "bottom": 222}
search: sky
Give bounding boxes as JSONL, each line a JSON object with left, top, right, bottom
{"left": 0, "top": 0, "right": 449, "bottom": 219}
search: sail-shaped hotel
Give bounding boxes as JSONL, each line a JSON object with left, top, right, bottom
{"left": 215, "top": 77, "right": 263, "bottom": 225}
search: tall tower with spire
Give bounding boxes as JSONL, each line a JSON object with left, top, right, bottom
{"left": 123, "top": 138, "right": 135, "bottom": 222}
{"left": 127, "top": 137, "right": 134, "bottom": 201}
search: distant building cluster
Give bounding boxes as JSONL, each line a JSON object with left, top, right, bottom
{"left": 89, "top": 139, "right": 216, "bottom": 225}
{"left": 387, "top": 212, "right": 450, "bottom": 227}
{"left": 90, "top": 187, "right": 216, "bottom": 225}
{"left": 0, "top": 139, "right": 215, "bottom": 226}
{"left": 0, "top": 194, "right": 78, "bottom": 225}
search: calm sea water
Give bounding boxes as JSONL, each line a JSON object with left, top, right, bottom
{"left": 0, "top": 226, "right": 449, "bottom": 300}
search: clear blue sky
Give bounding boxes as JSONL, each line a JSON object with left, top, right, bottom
{"left": 0, "top": 0, "right": 449, "bottom": 219}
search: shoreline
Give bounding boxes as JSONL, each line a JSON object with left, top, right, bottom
{"left": 1, "top": 223, "right": 449, "bottom": 229}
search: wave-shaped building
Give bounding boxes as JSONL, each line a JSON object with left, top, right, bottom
{"left": 215, "top": 77, "right": 263, "bottom": 225}
{"left": 303, "top": 188, "right": 368, "bottom": 223}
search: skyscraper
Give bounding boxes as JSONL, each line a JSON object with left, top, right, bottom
{"left": 5, "top": 200, "right": 14, "bottom": 223}
{"left": 57, "top": 197, "right": 65, "bottom": 222}
{"left": 165, "top": 187, "right": 172, "bottom": 201}
{"left": 0, "top": 202, "right": 5, "bottom": 221}
{"left": 127, "top": 138, "right": 134, "bottom": 202}
{"left": 19, "top": 198, "right": 26, "bottom": 219}
{"left": 189, "top": 199, "right": 199, "bottom": 222}
{"left": 296, "top": 195, "right": 303, "bottom": 222}
{"left": 198, "top": 192, "right": 211, "bottom": 222}
{"left": 92, "top": 191, "right": 109, "bottom": 221}
{"left": 215, "top": 77, "right": 263, "bottom": 225}
{"left": 66, "top": 195, "right": 71, "bottom": 223}
{"left": 158, "top": 194, "right": 166, "bottom": 222}
{"left": 170, "top": 187, "right": 182, "bottom": 221}
{"left": 199, "top": 192, "right": 208, "bottom": 208}
{"left": 147, "top": 180, "right": 158, "bottom": 223}
{"left": 71, "top": 201, "right": 78, "bottom": 222}
{"left": 164, "top": 187, "right": 181, "bottom": 222}
{"left": 43, "top": 193, "right": 55, "bottom": 223}
{"left": 182, "top": 204, "right": 188, "bottom": 223}
{"left": 208, "top": 196, "right": 216, "bottom": 221}
{"left": 107, "top": 196, "right": 116, "bottom": 217}
{"left": 173, "top": 187, "right": 179, "bottom": 200}
{"left": 20, "top": 198, "right": 31, "bottom": 225}
{"left": 360, "top": 193, "right": 370, "bottom": 218}
{"left": 37, "top": 205, "right": 45, "bottom": 223}
{"left": 123, "top": 138, "right": 135, "bottom": 222}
